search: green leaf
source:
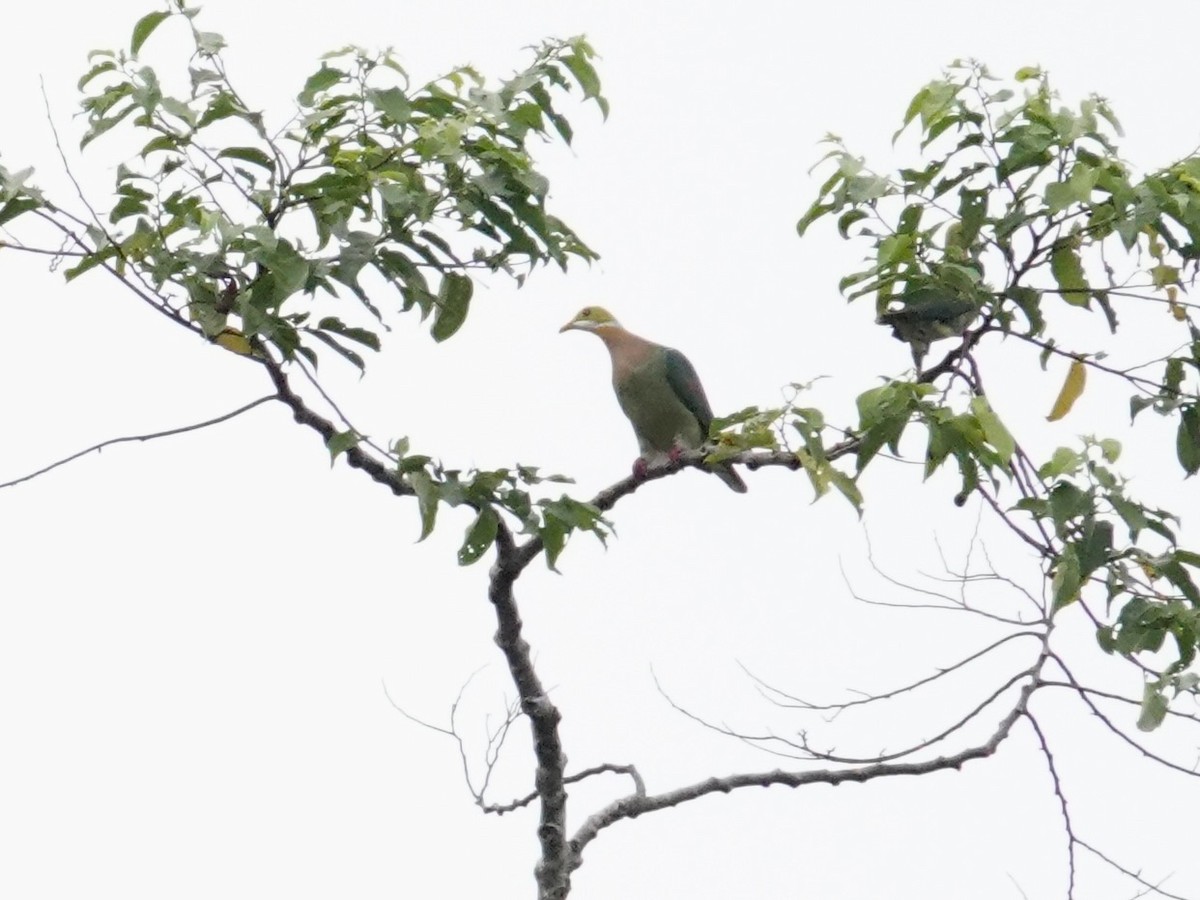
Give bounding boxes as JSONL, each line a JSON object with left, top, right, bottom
{"left": 1160, "top": 557, "right": 1200, "bottom": 606}
{"left": 1130, "top": 395, "right": 1155, "bottom": 422}
{"left": 969, "top": 396, "right": 1015, "bottom": 465}
{"left": 837, "top": 208, "right": 869, "bottom": 238}
{"left": 326, "top": 429, "right": 361, "bottom": 465}
{"left": 307, "top": 329, "right": 367, "bottom": 373}
{"left": 561, "top": 52, "right": 603, "bottom": 104}
{"left": 1076, "top": 519, "right": 1113, "bottom": 579}
{"left": 1109, "top": 494, "right": 1148, "bottom": 539}
{"left": 1177, "top": 404, "right": 1200, "bottom": 476}
{"left": 131, "top": 10, "right": 171, "bottom": 56}
{"left": 1039, "top": 446, "right": 1082, "bottom": 478}
{"left": 1044, "top": 164, "right": 1099, "bottom": 214}
{"left": 1098, "top": 438, "right": 1121, "bottom": 463}
{"left": 1050, "top": 245, "right": 1089, "bottom": 305}
{"left": 317, "top": 316, "right": 381, "bottom": 351}
{"left": 1137, "top": 683, "right": 1169, "bottom": 732}
{"left": 1047, "top": 481, "right": 1093, "bottom": 531}
{"left": 63, "top": 249, "right": 113, "bottom": 282}
{"left": 828, "top": 468, "right": 863, "bottom": 515}
{"left": 408, "top": 469, "right": 440, "bottom": 541}
{"left": 78, "top": 60, "right": 118, "bottom": 90}
{"left": 431, "top": 273, "right": 472, "bottom": 342}
{"left": 540, "top": 519, "right": 566, "bottom": 571}
{"left": 1052, "top": 546, "right": 1082, "bottom": 610}
{"left": 0, "top": 197, "right": 40, "bottom": 228}
{"left": 217, "top": 146, "right": 275, "bottom": 171}
{"left": 299, "top": 65, "right": 343, "bottom": 106}
{"left": 80, "top": 101, "right": 137, "bottom": 149}
{"left": 369, "top": 87, "right": 412, "bottom": 123}
{"left": 196, "top": 92, "right": 246, "bottom": 129}
{"left": 458, "top": 507, "right": 499, "bottom": 566}
{"left": 196, "top": 31, "right": 226, "bottom": 54}
{"left": 140, "top": 133, "right": 180, "bottom": 157}
{"left": 796, "top": 202, "right": 835, "bottom": 237}
{"left": 1004, "top": 286, "right": 1045, "bottom": 336}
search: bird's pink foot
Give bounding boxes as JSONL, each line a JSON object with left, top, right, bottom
{"left": 668, "top": 444, "right": 685, "bottom": 463}
{"left": 632, "top": 458, "right": 649, "bottom": 480}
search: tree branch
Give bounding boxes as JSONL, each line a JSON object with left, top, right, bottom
{"left": 489, "top": 521, "right": 571, "bottom": 900}
{"left": 260, "top": 358, "right": 413, "bottom": 497}
{"left": 567, "top": 663, "right": 1042, "bottom": 869}
{"left": 478, "top": 763, "right": 646, "bottom": 816}
{"left": 1077, "top": 838, "right": 1193, "bottom": 900}
{"left": 0, "top": 395, "right": 277, "bottom": 490}
{"left": 1026, "top": 711, "right": 1077, "bottom": 899}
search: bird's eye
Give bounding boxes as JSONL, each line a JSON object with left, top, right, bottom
{"left": 581, "top": 307, "right": 592, "bottom": 317}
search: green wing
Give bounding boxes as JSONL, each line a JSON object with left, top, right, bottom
{"left": 663, "top": 347, "right": 714, "bottom": 437}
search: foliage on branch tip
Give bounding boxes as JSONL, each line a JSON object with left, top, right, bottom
{"left": 796, "top": 59, "right": 1200, "bottom": 728}
{"left": 1, "top": 3, "right": 604, "bottom": 373}
{"left": 395, "top": 445, "right": 607, "bottom": 570}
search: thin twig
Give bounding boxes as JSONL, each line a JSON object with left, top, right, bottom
{"left": 1026, "top": 712, "right": 1077, "bottom": 900}
{"left": 1077, "top": 838, "right": 1191, "bottom": 900}
{"left": 0, "top": 395, "right": 277, "bottom": 490}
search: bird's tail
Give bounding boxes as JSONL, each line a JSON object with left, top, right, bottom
{"left": 714, "top": 463, "right": 748, "bottom": 494}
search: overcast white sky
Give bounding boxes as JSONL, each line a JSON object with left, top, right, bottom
{"left": 2, "top": 2, "right": 1199, "bottom": 898}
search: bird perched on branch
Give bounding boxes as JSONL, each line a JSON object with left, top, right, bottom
{"left": 559, "top": 306, "right": 747, "bottom": 493}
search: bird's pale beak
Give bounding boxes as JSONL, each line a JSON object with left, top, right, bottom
{"left": 558, "top": 319, "right": 577, "bottom": 333}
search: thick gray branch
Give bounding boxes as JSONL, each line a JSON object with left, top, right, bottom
{"left": 490, "top": 524, "right": 571, "bottom": 900}
{"left": 567, "top": 667, "right": 1040, "bottom": 869}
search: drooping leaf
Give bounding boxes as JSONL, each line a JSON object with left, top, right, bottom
{"left": 431, "top": 273, "right": 472, "bottom": 342}
{"left": 1137, "top": 683, "right": 1169, "bottom": 732}
{"left": 217, "top": 146, "right": 275, "bottom": 171}
{"left": 1177, "top": 404, "right": 1200, "bottom": 476}
{"left": 0, "top": 197, "right": 40, "bottom": 227}
{"left": 213, "top": 327, "right": 255, "bottom": 356}
{"left": 298, "top": 65, "right": 344, "bottom": 106}
{"left": 1049, "top": 245, "right": 1089, "bottom": 307}
{"left": 1047, "top": 359, "right": 1087, "bottom": 421}
{"left": 408, "top": 469, "right": 440, "bottom": 541}
{"left": 326, "top": 429, "right": 362, "bottom": 465}
{"left": 131, "top": 10, "right": 171, "bottom": 56}
{"left": 458, "top": 507, "right": 499, "bottom": 566}
{"left": 969, "top": 396, "right": 1015, "bottom": 465}
{"left": 1052, "top": 546, "right": 1082, "bottom": 610}
{"left": 316, "top": 316, "right": 381, "bottom": 351}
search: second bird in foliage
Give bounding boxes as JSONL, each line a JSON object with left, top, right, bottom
{"left": 560, "top": 307, "right": 747, "bottom": 493}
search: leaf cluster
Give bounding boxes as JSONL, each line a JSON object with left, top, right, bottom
{"left": 16, "top": 4, "right": 606, "bottom": 372}
{"left": 797, "top": 61, "right": 1200, "bottom": 725}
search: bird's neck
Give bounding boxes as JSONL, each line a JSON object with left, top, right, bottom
{"left": 594, "top": 325, "right": 659, "bottom": 380}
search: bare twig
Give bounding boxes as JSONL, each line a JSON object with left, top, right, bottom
{"left": 743, "top": 631, "right": 1043, "bottom": 714}
{"left": 1051, "top": 655, "right": 1200, "bottom": 778}
{"left": 1076, "top": 838, "right": 1191, "bottom": 900}
{"left": 568, "top": 663, "right": 1044, "bottom": 869}
{"left": 1041, "top": 681, "right": 1200, "bottom": 725}
{"left": 0, "top": 395, "right": 277, "bottom": 490}
{"left": 1026, "top": 712, "right": 1077, "bottom": 899}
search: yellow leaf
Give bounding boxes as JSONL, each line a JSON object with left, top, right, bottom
{"left": 1047, "top": 359, "right": 1087, "bottom": 421}
{"left": 214, "top": 327, "right": 255, "bottom": 356}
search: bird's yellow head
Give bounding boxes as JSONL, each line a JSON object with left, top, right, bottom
{"left": 559, "top": 306, "right": 621, "bottom": 333}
